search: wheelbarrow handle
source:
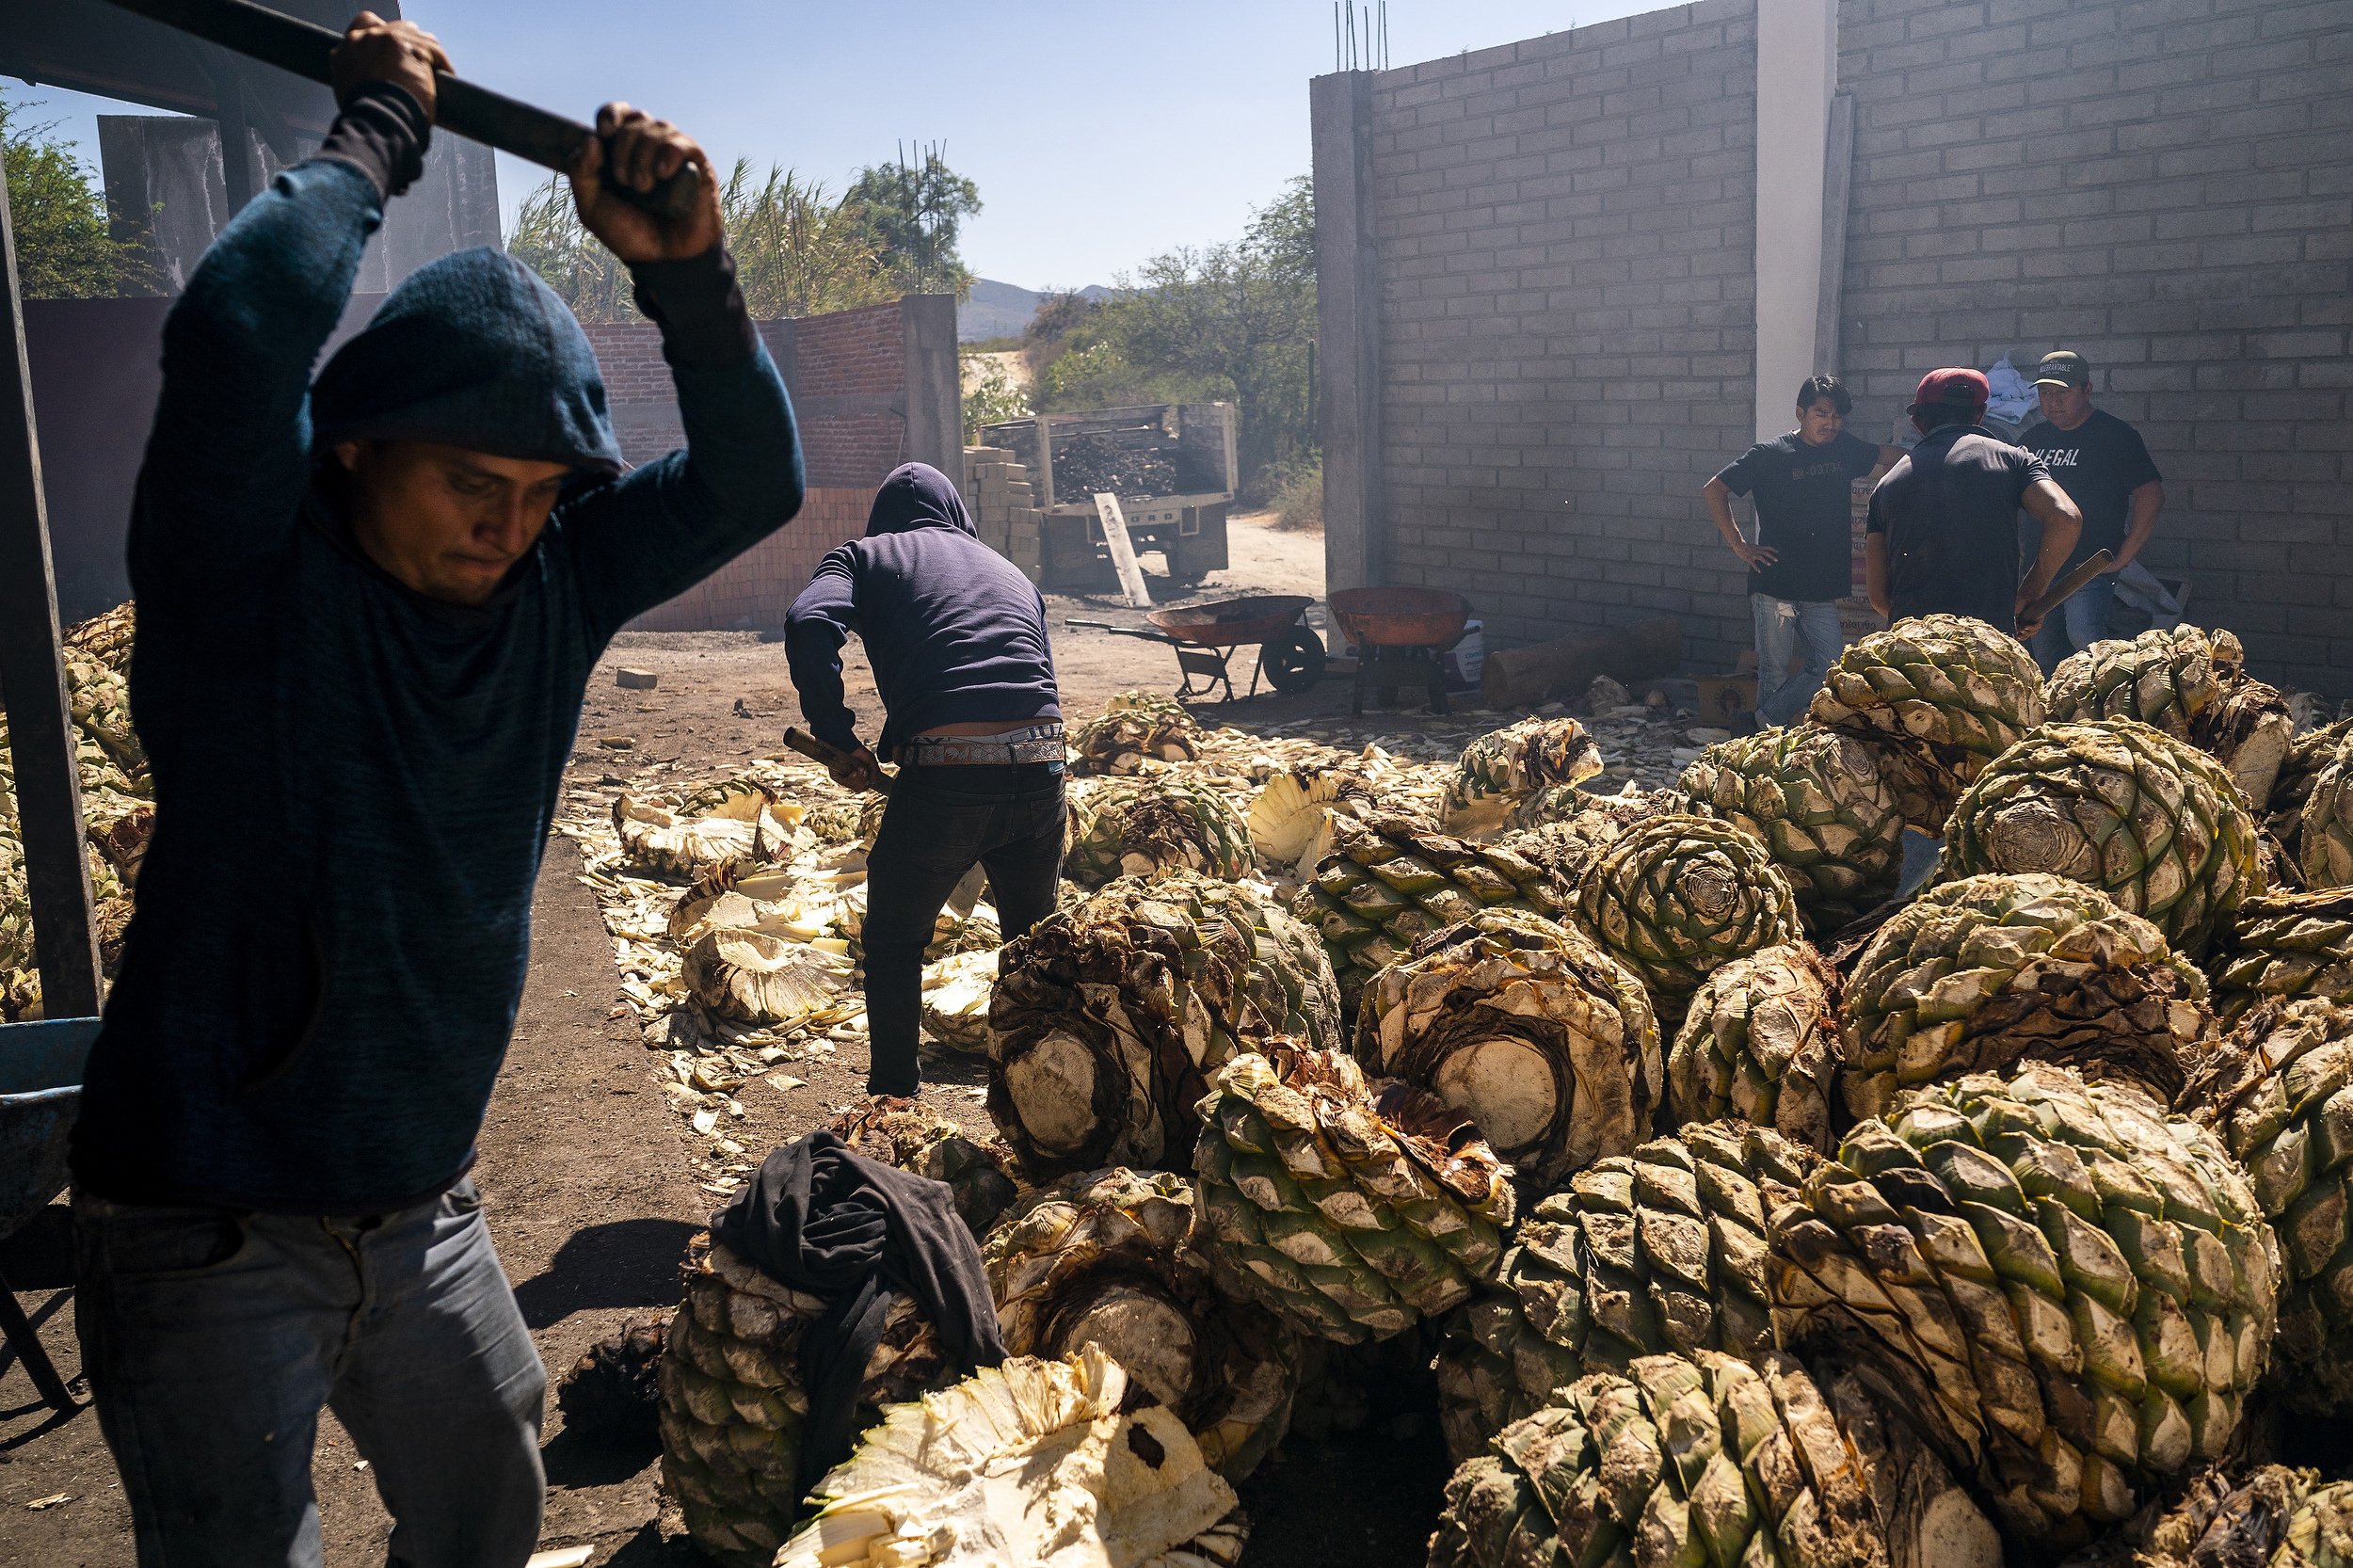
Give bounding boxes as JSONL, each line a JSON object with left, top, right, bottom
{"left": 1063, "top": 618, "right": 1172, "bottom": 642}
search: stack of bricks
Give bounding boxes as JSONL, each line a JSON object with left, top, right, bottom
{"left": 963, "top": 446, "right": 1044, "bottom": 584}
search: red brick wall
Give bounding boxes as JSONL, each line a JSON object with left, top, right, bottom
{"left": 582, "top": 302, "right": 911, "bottom": 488}
{"left": 594, "top": 300, "right": 915, "bottom": 630}
{"left": 791, "top": 303, "right": 907, "bottom": 488}
{"left": 626, "top": 488, "right": 869, "bottom": 632}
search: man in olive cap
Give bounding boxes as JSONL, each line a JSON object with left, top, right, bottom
{"left": 2017, "top": 349, "right": 2164, "bottom": 669}
{"left": 1864, "top": 368, "right": 2083, "bottom": 638}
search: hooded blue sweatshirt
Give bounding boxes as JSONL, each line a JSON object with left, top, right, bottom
{"left": 71, "top": 88, "right": 805, "bottom": 1213}
{"left": 785, "top": 463, "right": 1059, "bottom": 756}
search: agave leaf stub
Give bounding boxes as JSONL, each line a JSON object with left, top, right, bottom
{"left": 981, "top": 1167, "right": 1299, "bottom": 1479}
{"left": 1355, "top": 907, "right": 1661, "bottom": 1187}
{"left": 1439, "top": 716, "right": 1604, "bottom": 837}
{"left": 1769, "top": 1064, "right": 2280, "bottom": 1554}
{"left": 1841, "top": 873, "right": 2210, "bottom": 1120}
{"left": 2205, "top": 888, "right": 2353, "bottom": 1026}
{"left": 1574, "top": 813, "right": 1804, "bottom": 1027}
{"left": 1677, "top": 724, "right": 1907, "bottom": 932}
{"left": 1666, "top": 941, "right": 1848, "bottom": 1151}
{"left": 987, "top": 873, "right": 1343, "bottom": 1179}
{"left": 1064, "top": 777, "right": 1254, "bottom": 888}
{"left": 659, "top": 1234, "right": 958, "bottom": 1568}
{"left": 1432, "top": 1121, "right": 1820, "bottom": 1459}
{"left": 1942, "top": 718, "right": 2266, "bottom": 959}
{"left": 1809, "top": 614, "right": 2046, "bottom": 830}
{"left": 1429, "top": 1350, "right": 1996, "bottom": 1568}
{"left": 1192, "top": 1043, "right": 1514, "bottom": 1344}
{"left": 2177, "top": 999, "right": 2353, "bottom": 1415}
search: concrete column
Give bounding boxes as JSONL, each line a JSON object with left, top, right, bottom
{"left": 899, "top": 293, "right": 962, "bottom": 479}
{"left": 1310, "top": 69, "right": 1382, "bottom": 592}
{"left": 1753, "top": 0, "right": 1838, "bottom": 440}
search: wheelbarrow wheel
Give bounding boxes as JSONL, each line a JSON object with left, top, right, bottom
{"left": 1264, "top": 626, "right": 1327, "bottom": 694}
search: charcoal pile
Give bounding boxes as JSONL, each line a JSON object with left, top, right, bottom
{"left": 1050, "top": 433, "right": 1178, "bottom": 499}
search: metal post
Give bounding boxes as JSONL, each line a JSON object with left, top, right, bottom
{"left": 0, "top": 164, "right": 103, "bottom": 1019}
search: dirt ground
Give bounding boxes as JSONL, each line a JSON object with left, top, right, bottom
{"left": 0, "top": 513, "right": 1504, "bottom": 1564}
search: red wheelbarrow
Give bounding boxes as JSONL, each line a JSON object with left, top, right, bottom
{"left": 1327, "top": 586, "right": 1474, "bottom": 715}
{"left": 1066, "top": 594, "right": 1327, "bottom": 702}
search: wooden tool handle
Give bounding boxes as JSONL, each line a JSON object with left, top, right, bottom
{"left": 2019, "top": 549, "right": 2114, "bottom": 628}
{"left": 104, "top": 0, "right": 702, "bottom": 219}
{"left": 783, "top": 728, "right": 889, "bottom": 793}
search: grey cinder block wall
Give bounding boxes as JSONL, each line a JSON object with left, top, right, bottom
{"left": 1316, "top": 0, "right": 2353, "bottom": 694}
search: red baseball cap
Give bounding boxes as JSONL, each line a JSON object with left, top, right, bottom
{"left": 1908, "top": 368, "right": 1990, "bottom": 416}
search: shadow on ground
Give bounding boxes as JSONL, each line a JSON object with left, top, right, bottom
{"left": 513, "top": 1218, "right": 702, "bottom": 1331}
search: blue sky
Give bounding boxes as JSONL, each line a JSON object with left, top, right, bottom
{"left": 6, "top": 2, "right": 1650, "bottom": 289}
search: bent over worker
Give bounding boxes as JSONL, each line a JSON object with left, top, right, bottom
{"left": 1865, "top": 368, "right": 2083, "bottom": 640}
{"left": 786, "top": 464, "right": 1064, "bottom": 1100}
{"left": 68, "top": 16, "right": 803, "bottom": 1565}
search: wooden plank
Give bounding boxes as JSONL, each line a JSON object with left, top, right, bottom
{"left": 0, "top": 164, "right": 102, "bottom": 1018}
{"left": 1092, "top": 492, "right": 1152, "bottom": 608}
{"left": 1480, "top": 616, "right": 1682, "bottom": 709}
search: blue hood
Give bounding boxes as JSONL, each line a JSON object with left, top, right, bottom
{"left": 866, "top": 462, "right": 976, "bottom": 536}
{"left": 310, "top": 247, "right": 623, "bottom": 474}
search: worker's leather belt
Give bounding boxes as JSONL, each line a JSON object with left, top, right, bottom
{"left": 896, "top": 723, "right": 1065, "bottom": 767}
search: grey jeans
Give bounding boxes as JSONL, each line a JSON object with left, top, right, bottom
{"left": 72, "top": 1178, "right": 546, "bottom": 1567}
{"left": 1752, "top": 594, "right": 1847, "bottom": 726}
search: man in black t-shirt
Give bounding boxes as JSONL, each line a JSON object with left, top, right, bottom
{"left": 1865, "top": 367, "right": 2083, "bottom": 637}
{"left": 1705, "top": 375, "right": 1900, "bottom": 726}
{"left": 2018, "top": 349, "right": 2164, "bottom": 669}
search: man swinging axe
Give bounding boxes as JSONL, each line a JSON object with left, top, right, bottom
{"left": 68, "top": 15, "right": 804, "bottom": 1563}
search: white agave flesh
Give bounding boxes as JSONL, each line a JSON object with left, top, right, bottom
{"left": 682, "top": 927, "right": 854, "bottom": 1028}
{"left": 777, "top": 1348, "right": 1238, "bottom": 1568}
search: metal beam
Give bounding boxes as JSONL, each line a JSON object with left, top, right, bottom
{"left": 0, "top": 165, "right": 103, "bottom": 1019}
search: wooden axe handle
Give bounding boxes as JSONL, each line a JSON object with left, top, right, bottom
{"left": 783, "top": 728, "right": 890, "bottom": 794}
{"left": 2019, "top": 549, "right": 2115, "bottom": 629}
{"left": 101, "top": 0, "right": 702, "bottom": 219}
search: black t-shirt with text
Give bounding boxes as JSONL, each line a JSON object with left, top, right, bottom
{"left": 2020, "top": 408, "right": 2160, "bottom": 569}
{"left": 1865, "top": 427, "right": 2051, "bottom": 632}
{"left": 1714, "top": 429, "right": 1881, "bottom": 602}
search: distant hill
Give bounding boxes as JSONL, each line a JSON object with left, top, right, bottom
{"left": 958, "top": 279, "right": 1113, "bottom": 343}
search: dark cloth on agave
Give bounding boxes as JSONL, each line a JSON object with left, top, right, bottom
{"left": 712, "top": 1131, "right": 1005, "bottom": 1497}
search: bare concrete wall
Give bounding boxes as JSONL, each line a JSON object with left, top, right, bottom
{"left": 1833, "top": 0, "right": 2353, "bottom": 693}
{"left": 1323, "top": 0, "right": 1763, "bottom": 671}
{"left": 1316, "top": 0, "right": 2353, "bottom": 693}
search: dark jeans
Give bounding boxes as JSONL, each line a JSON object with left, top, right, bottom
{"left": 863, "top": 761, "right": 1065, "bottom": 1096}
{"left": 72, "top": 1179, "right": 546, "bottom": 1568}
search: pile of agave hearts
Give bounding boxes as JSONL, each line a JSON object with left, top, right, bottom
{"left": 588, "top": 616, "right": 2353, "bottom": 1568}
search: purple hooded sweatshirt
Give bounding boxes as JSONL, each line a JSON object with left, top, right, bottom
{"left": 785, "top": 463, "right": 1061, "bottom": 756}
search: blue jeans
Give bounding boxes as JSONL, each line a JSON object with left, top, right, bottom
{"left": 863, "top": 761, "right": 1067, "bottom": 1096}
{"left": 73, "top": 1178, "right": 546, "bottom": 1567}
{"left": 1752, "top": 595, "right": 1847, "bottom": 727}
{"left": 2032, "top": 573, "right": 2116, "bottom": 671}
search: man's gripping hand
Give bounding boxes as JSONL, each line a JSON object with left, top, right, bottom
{"left": 568, "top": 105, "right": 723, "bottom": 264}
{"left": 329, "top": 12, "right": 446, "bottom": 119}
{"left": 827, "top": 745, "right": 884, "bottom": 794}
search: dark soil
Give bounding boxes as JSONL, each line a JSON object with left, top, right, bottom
{"left": 0, "top": 515, "right": 1478, "bottom": 1563}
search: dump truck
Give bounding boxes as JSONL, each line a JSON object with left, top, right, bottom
{"left": 979, "top": 404, "right": 1237, "bottom": 593}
